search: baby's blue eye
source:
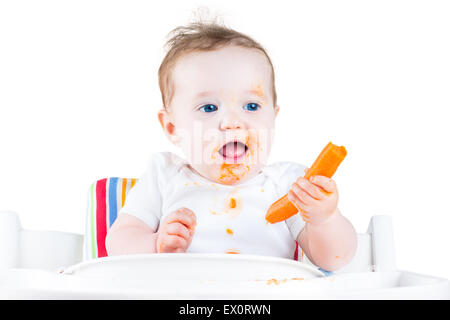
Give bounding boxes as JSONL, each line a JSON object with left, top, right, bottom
{"left": 200, "top": 104, "right": 218, "bottom": 113}
{"left": 244, "top": 102, "right": 260, "bottom": 111}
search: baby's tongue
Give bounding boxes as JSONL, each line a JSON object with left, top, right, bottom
{"left": 222, "top": 142, "right": 246, "bottom": 158}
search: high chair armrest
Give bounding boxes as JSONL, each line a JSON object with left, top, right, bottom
{"left": 0, "top": 211, "right": 84, "bottom": 271}
{"left": 19, "top": 230, "right": 84, "bottom": 271}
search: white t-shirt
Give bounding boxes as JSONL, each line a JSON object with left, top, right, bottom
{"left": 119, "top": 152, "right": 306, "bottom": 260}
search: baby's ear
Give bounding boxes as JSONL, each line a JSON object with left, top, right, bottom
{"left": 274, "top": 105, "right": 280, "bottom": 117}
{"left": 157, "top": 109, "right": 179, "bottom": 144}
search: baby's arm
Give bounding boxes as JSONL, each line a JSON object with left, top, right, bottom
{"left": 105, "top": 208, "right": 196, "bottom": 255}
{"left": 288, "top": 175, "right": 357, "bottom": 271}
{"left": 297, "top": 208, "right": 357, "bottom": 271}
{"left": 105, "top": 213, "right": 158, "bottom": 255}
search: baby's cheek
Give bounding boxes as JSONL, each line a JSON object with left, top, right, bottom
{"left": 251, "top": 129, "right": 274, "bottom": 164}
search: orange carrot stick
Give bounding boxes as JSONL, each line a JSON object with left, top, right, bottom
{"left": 265, "top": 142, "right": 347, "bottom": 224}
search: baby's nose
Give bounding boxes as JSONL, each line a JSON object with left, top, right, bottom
{"left": 219, "top": 115, "right": 245, "bottom": 130}
{"left": 220, "top": 107, "right": 245, "bottom": 130}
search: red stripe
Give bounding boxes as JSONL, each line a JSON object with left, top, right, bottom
{"left": 293, "top": 240, "right": 299, "bottom": 261}
{"left": 96, "top": 178, "right": 108, "bottom": 258}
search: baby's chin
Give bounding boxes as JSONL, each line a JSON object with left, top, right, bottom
{"left": 190, "top": 161, "right": 264, "bottom": 186}
{"left": 186, "top": 137, "right": 270, "bottom": 185}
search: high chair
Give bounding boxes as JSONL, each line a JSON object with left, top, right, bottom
{"left": 0, "top": 177, "right": 448, "bottom": 299}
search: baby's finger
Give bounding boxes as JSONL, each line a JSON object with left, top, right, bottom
{"left": 161, "top": 234, "right": 187, "bottom": 251}
{"left": 309, "top": 176, "right": 337, "bottom": 194}
{"left": 288, "top": 190, "right": 309, "bottom": 212}
{"left": 165, "top": 222, "right": 191, "bottom": 240}
{"left": 178, "top": 207, "right": 197, "bottom": 228}
{"left": 291, "top": 182, "right": 320, "bottom": 207}
{"left": 300, "top": 212, "right": 311, "bottom": 223}
{"left": 295, "top": 178, "right": 326, "bottom": 200}
{"left": 288, "top": 191, "right": 311, "bottom": 222}
{"left": 165, "top": 208, "right": 196, "bottom": 229}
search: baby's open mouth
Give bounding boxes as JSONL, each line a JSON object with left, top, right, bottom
{"left": 218, "top": 140, "right": 249, "bottom": 163}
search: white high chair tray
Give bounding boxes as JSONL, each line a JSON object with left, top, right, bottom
{"left": 0, "top": 254, "right": 448, "bottom": 299}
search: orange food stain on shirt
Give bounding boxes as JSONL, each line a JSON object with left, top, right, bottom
{"left": 224, "top": 191, "right": 242, "bottom": 218}
{"left": 226, "top": 228, "right": 234, "bottom": 235}
{"left": 209, "top": 188, "right": 242, "bottom": 218}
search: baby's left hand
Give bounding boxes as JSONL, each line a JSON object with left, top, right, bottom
{"left": 287, "top": 175, "right": 339, "bottom": 225}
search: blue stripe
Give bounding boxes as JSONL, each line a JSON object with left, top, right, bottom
{"left": 108, "top": 177, "right": 119, "bottom": 227}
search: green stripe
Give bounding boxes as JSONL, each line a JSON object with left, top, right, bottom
{"left": 90, "top": 183, "right": 97, "bottom": 259}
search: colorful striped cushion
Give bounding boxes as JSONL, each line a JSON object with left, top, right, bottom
{"left": 85, "top": 177, "right": 137, "bottom": 260}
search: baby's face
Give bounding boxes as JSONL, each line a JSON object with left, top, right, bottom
{"left": 159, "top": 45, "right": 279, "bottom": 185}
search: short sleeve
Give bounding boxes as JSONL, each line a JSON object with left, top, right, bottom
{"left": 270, "top": 162, "right": 308, "bottom": 240}
{"left": 119, "top": 153, "right": 167, "bottom": 231}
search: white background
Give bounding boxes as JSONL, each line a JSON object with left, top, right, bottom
{"left": 1, "top": 0, "right": 449, "bottom": 280}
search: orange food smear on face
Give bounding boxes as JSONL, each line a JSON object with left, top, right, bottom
{"left": 211, "top": 145, "right": 220, "bottom": 160}
{"left": 255, "top": 84, "right": 265, "bottom": 98}
{"left": 215, "top": 131, "right": 260, "bottom": 185}
{"left": 250, "top": 83, "right": 267, "bottom": 105}
{"left": 225, "top": 249, "right": 240, "bottom": 254}
{"left": 218, "top": 162, "right": 251, "bottom": 185}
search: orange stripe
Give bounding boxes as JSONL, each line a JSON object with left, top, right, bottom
{"left": 131, "top": 178, "right": 136, "bottom": 188}
{"left": 122, "top": 178, "right": 127, "bottom": 207}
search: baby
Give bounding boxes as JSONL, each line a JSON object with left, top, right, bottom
{"left": 105, "top": 21, "right": 357, "bottom": 271}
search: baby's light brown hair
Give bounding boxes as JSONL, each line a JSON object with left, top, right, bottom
{"left": 158, "top": 21, "right": 277, "bottom": 109}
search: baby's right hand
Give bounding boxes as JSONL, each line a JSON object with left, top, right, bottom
{"left": 156, "top": 207, "right": 197, "bottom": 253}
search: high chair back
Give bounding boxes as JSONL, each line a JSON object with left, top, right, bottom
{"left": 85, "top": 177, "right": 137, "bottom": 260}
